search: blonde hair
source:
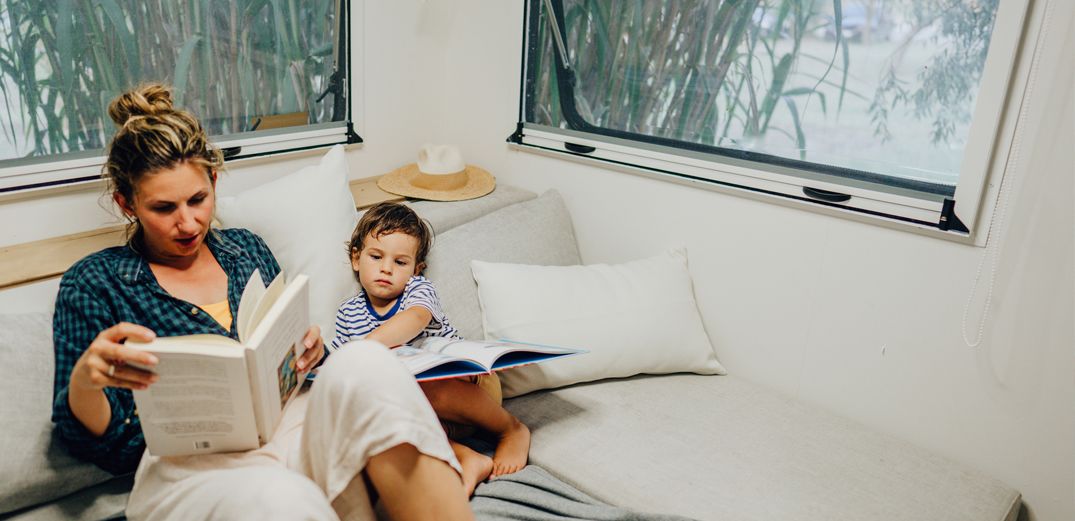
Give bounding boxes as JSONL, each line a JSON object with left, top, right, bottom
{"left": 102, "top": 84, "right": 224, "bottom": 245}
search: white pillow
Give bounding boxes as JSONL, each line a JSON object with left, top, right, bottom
{"left": 471, "top": 248, "right": 725, "bottom": 398}
{"left": 216, "top": 144, "right": 359, "bottom": 340}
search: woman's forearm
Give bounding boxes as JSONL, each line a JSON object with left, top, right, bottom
{"left": 67, "top": 385, "right": 112, "bottom": 437}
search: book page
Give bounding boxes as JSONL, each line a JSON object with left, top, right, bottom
{"left": 243, "top": 271, "right": 285, "bottom": 344}
{"left": 131, "top": 349, "right": 258, "bottom": 456}
{"left": 128, "top": 334, "right": 242, "bottom": 359}
{"left": 485, "top": 339, "right": 585, "bottom": 371}
{"left": 393, "top": 345, "right": 458, "bottom": 373}
{"left": 415, "top": 337, "right": 525, "bottom": 368}
{"left": 237, "top": 269, "right": 268, "bottom": 343}
{"left": 391, "top": 345, "right": 485, "bottom": 380}
{"left": 245, "top": 274, "right": 310, "bottom": 442}
{"left": 412, "top": 337, "right": 584, "bottom": 373}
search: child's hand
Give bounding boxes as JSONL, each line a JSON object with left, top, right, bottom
{"left": 297, "top": 326, "right": 325, "bottom": 371}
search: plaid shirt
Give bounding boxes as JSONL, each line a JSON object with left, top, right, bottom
{"left": 51, "top": 228, "right": 280, "bottom": 474}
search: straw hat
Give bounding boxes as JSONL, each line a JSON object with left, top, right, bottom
{"left": 377, "top": 145, "right": 495, "bottom": 201}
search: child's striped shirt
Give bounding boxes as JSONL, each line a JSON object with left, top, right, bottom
{"left": 330, "top": 275, "right": 460, "bottom": 351}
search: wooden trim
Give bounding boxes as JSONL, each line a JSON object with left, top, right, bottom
{"left": 0, "top": 176, "right": 400, "bottom": 290}
{"left": 349, "top": 175, "right": 404, "bottom": 208}
{"left": 0, "top": 225, "right": 128, "bottom": 290}
{"left": 250, "top": 111, "right": 309, "bottom": 131}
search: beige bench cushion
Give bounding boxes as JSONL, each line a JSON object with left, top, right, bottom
{"left": 505, "top": 374, "right": 1020, "bottom": 521}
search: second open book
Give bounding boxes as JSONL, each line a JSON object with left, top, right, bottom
{"left": 381, "top": 337, "right": 584, "bottom": 382}
{"left": 127, "top": 269, "right": 309, "bottom": 457}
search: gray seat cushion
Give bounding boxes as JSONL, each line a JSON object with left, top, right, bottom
{"left": 505, "top": 374, "right": 1021, "bottom": 521}
{"left": 424, "top": 190, "right": 582, "bottom": 341}
{"left": 3, "top": 476, "right": 132, "bottom": 521}
{"left": 0, "top": 312, "right": 122, "bottom": 517}
{"left": 408, "top": 184, "right": 537, "bottom": 235}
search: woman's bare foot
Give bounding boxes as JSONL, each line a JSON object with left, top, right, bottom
{"left": 451, "top": 441, "right": 493, "bottom": 496}
{"left": 491, "top": 418, "right": 530, "bottom": 477}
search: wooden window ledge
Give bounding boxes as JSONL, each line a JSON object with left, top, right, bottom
{"left": 0, "top": 176, "right": 400, "bottom": 290}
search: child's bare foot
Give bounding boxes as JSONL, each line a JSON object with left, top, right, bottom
{"left": 491, "top": 418, "right": 530, "bottom": 477}
{"left": 451, "top": 441, "right": 493, "bottom": 496}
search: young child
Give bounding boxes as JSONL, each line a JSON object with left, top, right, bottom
{"left": 331, "top": 202, "right": 530, "bottom": 496}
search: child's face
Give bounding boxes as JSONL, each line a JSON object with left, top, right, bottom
{"left": 352, "top": 231, "right": 424, "bottom": 306}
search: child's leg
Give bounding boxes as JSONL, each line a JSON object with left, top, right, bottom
{"left": 420, "top": 379, "right": 531, "bottom": 476}
{"left": 450, "top": 440, "right": 493, "bottom": 496}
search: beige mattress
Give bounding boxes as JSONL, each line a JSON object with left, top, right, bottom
{"left": 504, "top": 374, "right": 1021, "bottom": 521}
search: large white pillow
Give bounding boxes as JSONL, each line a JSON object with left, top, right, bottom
{"left": 216, "top": 145, "right": 359, "bottom": 339}
{"left": 472, "top": 249, "right": 726, "bottom": 398}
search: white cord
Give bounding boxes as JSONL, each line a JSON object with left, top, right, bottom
{"left": 961, "top": 0, "right": 1053, "bottom": 347}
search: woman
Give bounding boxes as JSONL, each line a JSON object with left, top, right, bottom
{"left": 51, "top": 84, "right": 473, "bottom": 520}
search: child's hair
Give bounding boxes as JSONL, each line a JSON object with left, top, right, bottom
{"left": 348, "top": 202, "right": 434, "bottom": 266}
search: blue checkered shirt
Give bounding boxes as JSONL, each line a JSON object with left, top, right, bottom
{"left": 51, "top": 228, "right": 280, "bottom": 474}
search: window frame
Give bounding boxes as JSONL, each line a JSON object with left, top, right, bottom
{"left": 0, "top": 0, "right": 360, "bottom": 195}
{"left": 510, "top": 0, "right": 1035, "bottom": 245}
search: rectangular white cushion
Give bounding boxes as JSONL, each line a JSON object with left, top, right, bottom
{"left": 473, "top": 249, "right": 725, "bottom": 397}
{"left": 505, "top": 374, "right": 1021, "bottom": 521}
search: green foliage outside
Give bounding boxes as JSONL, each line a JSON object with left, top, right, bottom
{"left": 0, "top": 0, "right": 340, "bottom": 159}
{"left": 529, "top": 0, "right": 1000, "bottom": 183}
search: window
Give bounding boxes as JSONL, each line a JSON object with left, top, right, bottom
{"left": 512, "top": 0, "right": 1031, "bottom": 240}
{"left": 0, "top": 0, "right": 357, "bottom": 192}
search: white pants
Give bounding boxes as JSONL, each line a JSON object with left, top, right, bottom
{"left": 126, "top": 342, "right": 460, "bottom": 521}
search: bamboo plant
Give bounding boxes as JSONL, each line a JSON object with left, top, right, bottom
{"left": 0, "top": 0, "right": 339, "bottom": 159}
{"left": 531, "top": 0, "right": 848, "bottom": 157}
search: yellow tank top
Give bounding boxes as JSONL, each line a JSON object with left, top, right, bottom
{"left": 201, "top": 299, "right": 233, "bottom": 332}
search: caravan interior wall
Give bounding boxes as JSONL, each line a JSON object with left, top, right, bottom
{"left": 0, "top": 1, "right": 1071, "bottom": 520}
{"left": 416, "top": 1, "right": 1073, "bottom": 520}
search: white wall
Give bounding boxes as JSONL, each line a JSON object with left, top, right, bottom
{"left": 421, "top": 1, "right": 1074, "bottom": 520}
{"left": 1, "top": 1, "right": 1071, "bottom": 520}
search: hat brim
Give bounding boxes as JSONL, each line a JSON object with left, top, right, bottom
{"left": 377, "top": 164, "right": 496, "bottom": 202}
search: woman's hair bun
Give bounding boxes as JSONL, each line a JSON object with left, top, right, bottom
{"left": 107, "top": 84, "right": 175, "bottom": 126}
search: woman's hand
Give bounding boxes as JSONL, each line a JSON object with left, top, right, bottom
{"left": 297, "top": 325, "right": 324, "bottom": 371}
{"left": 67, "top": 323, "right": 158, "bottom": 437}
{"left": 70, "top": 322, "right": 160, "bottom": 392}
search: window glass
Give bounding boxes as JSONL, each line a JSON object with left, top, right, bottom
{"left": 525, "top": 0, "right": 1001, "bottom": 196}
{"left": 0, "top": 0, "right": 345, "bottom": 162}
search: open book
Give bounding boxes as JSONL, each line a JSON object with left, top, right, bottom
{"left": 385, "top": 337, "right": 584, "bottom": 381}
{"left": 127, "top": 269, "right": 310, "bottom": 456}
